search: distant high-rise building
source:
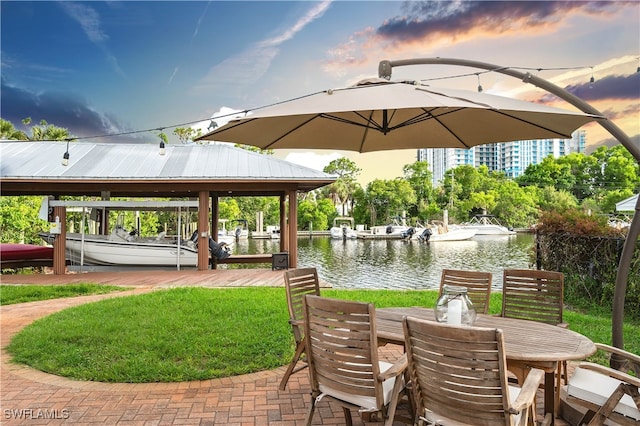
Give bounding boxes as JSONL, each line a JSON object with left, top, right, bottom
{"left": 417, "top": 130, "right": 587, "bottom": 184}
{"left": 420, "top": 147, "right": 476, "bottom": 184}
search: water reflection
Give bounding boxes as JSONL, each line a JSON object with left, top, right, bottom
{"left": 233, "top": 234, "right": 535, "bottom": 290}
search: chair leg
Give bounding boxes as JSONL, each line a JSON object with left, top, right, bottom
{"left": 304, "top": 393, "right": 317, "bottom": 426}
{"left": 279, "top": 340, "right": 306, "bottom": 390}
{"left": 552, "top": 361, "right": 569, "bottom": 418}
{"left": 586, "top": 383, "right": 632, "bottom": 426}
{"left": 384, "top": 373, "right": 407, "bottom": 426}
{"left": 342, "top": 406, "right": 353, "bottom": 426}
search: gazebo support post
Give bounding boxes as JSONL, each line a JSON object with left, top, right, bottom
{"left": 279, "top": 193, "right": 287, "bottom": 254}
{"left": 52, "top": 205, "right": 67, "bottom": 275}
{"left": 198, "top": 191, "right": 209, "bottom": 271}
{"left": 379, "top": 57, "right": 639, "bottom": 352}
{"left": 287, "top": 190, "right": 298, "bottom": 268}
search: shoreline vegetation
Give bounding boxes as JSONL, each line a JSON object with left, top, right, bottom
{"left": 1, "top": 284, "right": 638, "bottom": 383}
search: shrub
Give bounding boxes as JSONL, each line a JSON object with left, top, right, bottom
{"left": 535, "top": 209, "right": 639, "bottom": 321}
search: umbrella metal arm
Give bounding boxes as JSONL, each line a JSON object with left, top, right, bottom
{"left": 378, "top": 57, "right": 639, "bottom": 351}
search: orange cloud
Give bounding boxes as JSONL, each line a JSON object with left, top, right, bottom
{"left": 323, "top": 1, "right": 633, "bottom": 79}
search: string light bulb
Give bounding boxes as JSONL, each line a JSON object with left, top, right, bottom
{"left": 61, "top": 139, "right": 71, "bottom": 166}
{"left": 589, "top": 67, "right": 595, "bottom": 88}
{"left": 476, "top": 74, "right": 483, "bottom": 92}
{"left": 158, "top": 129, "right": 166, "bottom": 155}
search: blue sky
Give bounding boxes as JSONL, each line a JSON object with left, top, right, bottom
{"left": 2, "top": 1, "right": 639, "bottom": 183}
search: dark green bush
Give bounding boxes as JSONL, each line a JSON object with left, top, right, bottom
{"left": 535, "top": 210, "right": 639, "bottom": 321}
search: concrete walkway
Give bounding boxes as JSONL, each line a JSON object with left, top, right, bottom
{"left": 1, "top": 271, "right": 567, "bottom": 425}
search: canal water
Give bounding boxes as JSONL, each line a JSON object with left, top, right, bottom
{"left": 233, "top": 233, "right": 535, "bottom": 290}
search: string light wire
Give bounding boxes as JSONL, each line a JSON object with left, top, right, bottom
{"left": 11, "top": 62, "right": 631, "bottom": 146}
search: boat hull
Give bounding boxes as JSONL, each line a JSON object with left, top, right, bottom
{"left": 460, "top": 215, "right": 516, "bottom": 235}
{"left": 460, "top": 225, "right": 516, "bottom": 235}
{"left": 369, "top": 225, "right": 408, "bottom": 237}
{"left": 330, "top": 227, "right": 357, "bottom": 239}
{"left": 412, "top": 228, "right": 477, "bottom": 241}
{"left": 42, "top": 233, "right": 199, "bottom": 267}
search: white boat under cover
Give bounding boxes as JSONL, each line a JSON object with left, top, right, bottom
{"left": 40, "top": 227, "right": 231, "bottom": 267}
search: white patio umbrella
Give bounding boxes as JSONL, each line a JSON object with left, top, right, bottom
{"left": 198, "top": 79, "right": 601, "bottom": 151}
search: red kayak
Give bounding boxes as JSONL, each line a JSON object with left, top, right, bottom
{"left": 1, "top": 243, "right": 54, "bottom": 268}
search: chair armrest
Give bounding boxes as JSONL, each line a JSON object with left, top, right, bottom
{"left": 578, "top": 362, "right": 640, "bottom": 387}
{"left": 595, "top": 343, "right": 640, "bottom": 365}
{"left": 510, "top": 368, "right": 545, "bottom": 414}
{"left": 379, "top": 354, "right": 407, "bottom": 381}
{"left": 594, "top": 343, "right": 640, "bottom": 376}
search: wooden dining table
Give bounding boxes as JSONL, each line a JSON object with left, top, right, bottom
{"left": 376, "top": 307, "right": 597, "bottom": 425}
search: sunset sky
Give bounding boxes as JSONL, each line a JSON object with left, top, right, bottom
{"left": 2, "top": 1, "right": 639, "bottom": 184}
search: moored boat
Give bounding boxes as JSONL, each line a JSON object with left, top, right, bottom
{"left": 330, "top": 217, "right": 358, "bottom": 239}
{"left": 39, "top": 227, "right": 230, "bottom": 267}
{"left": 460, "top": 215, "right": 516, "bottom": 235}
{"left": 409, "top": 223, "right": 477, "bottom": 242}
{"left": 228, "top": 219, "right": 249, "bottom": 240}
{"left": 369, "top": 216, "right": 409, "bottom": 238}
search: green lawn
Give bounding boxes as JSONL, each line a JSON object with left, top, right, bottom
{"left": 0, "top": 283, "right": 127, "bottom": 305}
{"left": 4, "top": 285, "right": 639, "bottom": 383}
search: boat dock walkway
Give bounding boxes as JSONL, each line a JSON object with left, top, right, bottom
{"left": 0, "top": 268, "right": 332, "bottom": 288}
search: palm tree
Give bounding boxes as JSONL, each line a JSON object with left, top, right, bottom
{"left": 0, "top": 119, "right": 28, "bottom": 140}
{"left": 22, "top": 118, "right": 71, "bottom": 141}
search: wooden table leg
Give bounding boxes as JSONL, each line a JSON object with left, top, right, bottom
{"left": 545, "top": 369, "right": 555, "bottom": 426}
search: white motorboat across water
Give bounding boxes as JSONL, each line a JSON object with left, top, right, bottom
{"left": 416, "top": 227, "right": 477, "bottom": 242}
{"left": 330, "top": 217, "right": 358, "bottom": 239}
{"left": 404, "top": 222, "right": 477, "bottom": 242}
{"left": 460, "top": 215, "right": 516, "bottom": 235}
{"left": 369, "top": 216, "right": 410, "bottom": 238}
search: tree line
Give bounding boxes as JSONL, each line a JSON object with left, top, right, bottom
{"left": 311, "top": 144, "right": 638, "bottom": 232}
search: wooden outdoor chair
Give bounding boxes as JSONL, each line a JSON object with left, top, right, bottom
{"left": 561, "top": 343, "right": 640, "bottom": 426}
{"left": 501, "top": 269, "right": 565, "bottom": 326}
{"left": 501, "top": 269, "right": 567, "bottom": 410}
{"left": 303, "top": 295, "right": 408, "bottom": 426}
{"left": 279, "top": 267, "right": 321, "bottom": 390}
{"left": 439, "top": 268, "right": 493, "bottom": 314}
{"left": 402, "top": 316, "right": 551, "bottom": 426}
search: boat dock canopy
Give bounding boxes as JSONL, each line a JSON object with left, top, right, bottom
{"left": 0, "top": 141, "right": 336, "bottom": 197}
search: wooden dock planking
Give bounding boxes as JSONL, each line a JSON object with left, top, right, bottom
{"left": 0, "top": 268, "right": 295, "bottom": 288}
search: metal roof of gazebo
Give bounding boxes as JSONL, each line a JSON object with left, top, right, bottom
{"left": 0, "top": 141, "right": 335, "bottom": 197}
{"left": 0, "top": 141, "right": 336, "bottom": 273}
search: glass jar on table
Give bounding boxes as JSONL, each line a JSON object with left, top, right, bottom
{"left": 435, "top": 285, "right": 477, "bottom": 326}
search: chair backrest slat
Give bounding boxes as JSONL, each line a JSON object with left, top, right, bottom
{"left": 440, "top": 269, "right": 493, "bottom": 314}
{"left": 501, "top": 269, "right": 564, "bottom": 325}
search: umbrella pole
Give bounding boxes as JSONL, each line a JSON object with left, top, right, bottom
{"left": 379, "top": 57, "right": 639, "bottom": 353}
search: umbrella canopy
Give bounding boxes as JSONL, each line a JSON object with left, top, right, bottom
{"left": 198, "top": 79, "right": 601, "bottom": 152}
